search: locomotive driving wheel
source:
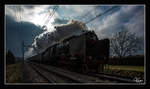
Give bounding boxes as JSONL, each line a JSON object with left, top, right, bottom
{"left": 82, "top": 64, "right": 89, "bottom": 74}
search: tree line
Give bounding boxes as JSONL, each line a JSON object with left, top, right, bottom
{"left": 6, "top": 50, "right": 16, "bottom": 64}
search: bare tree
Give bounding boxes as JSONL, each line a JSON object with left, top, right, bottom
{"left": 110, "top": 30, "right": 141, "bottom": 58}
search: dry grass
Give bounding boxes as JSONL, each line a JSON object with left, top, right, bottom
{"left": 105, "top": 65, "right": 144, "bottom": 72}
{"left": 104, "top": 65, "right": 144, "bottom": 79}
{"left": 6, "top": 62, "right": 23, "bottom": 83}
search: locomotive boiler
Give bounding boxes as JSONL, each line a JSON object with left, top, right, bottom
{"left": 28, "top": 31, "right": 109, "bottom": 73}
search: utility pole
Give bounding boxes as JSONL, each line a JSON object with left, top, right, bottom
{"left": 27, "top": 44, "right": 41, "bottom": 61}
{"left": 22, "top": 41, "right": 24, "bottom": 62}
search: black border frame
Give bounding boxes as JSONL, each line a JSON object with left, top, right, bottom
{"left": 0, "top": 0, "right": 149, "bottom": 88}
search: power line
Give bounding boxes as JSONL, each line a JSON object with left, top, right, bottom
{"left": 80, "top": 6, "right": 101, "bottom": 21}
{"left": 44, "top": 5, "right": 59, "bottom": 25}
{"left": 85, "top": 6, "right": 119, "bottom": 24}
{"left": 22, "top": 41, "right": 24, "bottom": 61}
{"left": 49, "top": 6, "right": 59, "bottom": 21}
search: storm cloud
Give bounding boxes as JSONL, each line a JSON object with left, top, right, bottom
{"left": 88, "top": 6, "right": 144, "bottom": 39}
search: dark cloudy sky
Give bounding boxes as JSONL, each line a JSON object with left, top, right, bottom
{"left": 5, "top": 5, "right": 145, "bottom": 57}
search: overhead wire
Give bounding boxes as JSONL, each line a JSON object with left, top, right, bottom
{"left": 85, "top": 6, "right": 119, "bottom": 24}
{"left": 79, "top": 6, "right": 101, "bottom": 21}
{"left": 44, "top": 5, "right": 59, "bottom": 25}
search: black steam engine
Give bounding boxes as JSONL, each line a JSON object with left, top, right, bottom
{"left": 28, "top": 31, "right": 109, "bottom": 73}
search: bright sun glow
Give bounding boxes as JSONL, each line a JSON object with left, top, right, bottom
{"left": 31, "top": 12, "right": 55, "bottom": 32}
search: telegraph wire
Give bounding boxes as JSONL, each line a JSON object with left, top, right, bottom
{"left": 85, "top": 6, "right": 119, "bottom": 24}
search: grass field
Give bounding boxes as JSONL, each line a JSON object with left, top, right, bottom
{"left": 104, "top": 64, "right": 144, "bottom": 79}
{"left": 6, "top": 62, "right": 23, "bottom": 83}
{"left": 105, "top": 65, "right": 144, "bottom": 72}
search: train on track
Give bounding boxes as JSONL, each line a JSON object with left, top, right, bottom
{"left": 28, "top": 30, "right": 110, "bottom": 73}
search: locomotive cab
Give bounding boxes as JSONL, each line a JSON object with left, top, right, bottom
{"left": 85, "top": 31, "right": 109, "bottom": 73}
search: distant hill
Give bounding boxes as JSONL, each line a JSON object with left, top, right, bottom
{"left": 6, "top": 15, "right": 44, "bottom": 57}
{"left": 6, "top": 50, "right": 16, "bottom": 64}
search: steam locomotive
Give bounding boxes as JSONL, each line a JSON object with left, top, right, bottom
{"left": 28, "top": 31, "right": 109, "bottom": 73}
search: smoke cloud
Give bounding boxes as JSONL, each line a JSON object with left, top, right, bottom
{"left": 25, "top": 20, "right": 89, "bottom": 58}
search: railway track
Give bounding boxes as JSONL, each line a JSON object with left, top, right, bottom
{"left": 26, "top": 61, "right": 138, "bottom": 84}
{"left": 29, "top": 64, "right": 55, "bottom": 83}
{"left": 28, "top": 62, "right": 93, "bottom": 83}
{"left": 29, "top": 63, "right": 83, "bottom": 83}
{"left": 23, "top": 62, "right": 51, "bottom": 83}
{"left": 87, "top": 73, "right": 136, "bottom": 83}
{"left": 28, "top": 62, "right": 123, "bottom": 84}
